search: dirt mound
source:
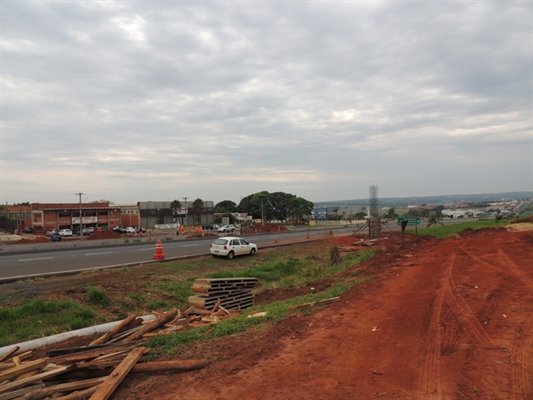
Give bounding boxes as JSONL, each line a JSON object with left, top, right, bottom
{"left": 251, "top": 223, "right": 289, "bottom": 233}
{"left": 86, "top": 230, "right": 122, "bottom": 240}
{"left": 12, "top": 236, "right": 51, "bottom": 244}
{"left": 113, "top": 227, "right": 533, "bottom": 400}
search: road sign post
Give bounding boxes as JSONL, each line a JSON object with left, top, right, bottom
{"left": 397, "top": 217, "right": 421, "bottom": 234}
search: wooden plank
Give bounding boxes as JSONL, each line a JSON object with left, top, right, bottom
{"left": 288, "top": 296, "right": 340, "bottom": 310}
{"left": 52, "top": 385, "right": 99, "bottom": 400}
{"left": 15, "top": 377, "right": 107, "bottom": 400}
{"left": 121, "top": 309, "right": 178, "bottom": 343}
{"left": 0, "top": 347, "right": 20, "bottom": 363}
{"left": 188, "top": 291, "right": 253, "bottom": 307}
{"left": 0, "top": 384, "right": 41, "bottom": 400}
{"left": 89, "top": 314, "right": 138, "bottom": 346}
{"left": 89, "top": 346, "right": 145, "bottom": 400}
{"left": 0, "top": 366, "right": 71, "bottom": 395}
{"left": 0, "top": 358, "right": 48, "bottom": 383}
{"left": 49, "top": 342, "right": 132, "bottom": 357}
{"left": 51, "top": 343, "right": 139, "bottom": 365}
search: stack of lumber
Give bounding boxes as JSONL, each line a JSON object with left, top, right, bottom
{"left": 0, "top": 305, "right": 241, "bottom": 400}
{"left": 188, "top": 278, "right": 258, "bottom": 312}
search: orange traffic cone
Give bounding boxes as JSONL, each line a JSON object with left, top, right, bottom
{"left": 306, "top": 231, "right": 310, "bottom": 239}
{"left": 274, "top": 236, "right": 278, "bottom": 243}
{"left": 153, "top": 241, "right": 165, "bottom": 260}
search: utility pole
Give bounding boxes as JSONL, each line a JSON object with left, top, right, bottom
{"left": 182, "top": 197, "right": 188, "bottom": 226}
{"left": 75, "top": 193, "right": 84, "bottom": 236}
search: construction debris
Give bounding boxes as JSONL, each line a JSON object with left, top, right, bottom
{"left": 0, "top": 277, "right": 261, "bottom": 399}
{"left": 188, "top": 278, "right": 258, "bottom": 312}
{"left": 0, "top": 304, "right": 236, "bottom": 400}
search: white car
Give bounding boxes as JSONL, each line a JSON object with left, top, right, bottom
{"left": 210, "top": 237, "right": 257, "bottom": 260}
{"left": 58, "top": 229, "right": 73, "bottom": 237}
{"left": 217, "top": 224, "right": 235, "bottom": 233}
{"left": 125, "top": 227, "right": 136, "bottom": 234}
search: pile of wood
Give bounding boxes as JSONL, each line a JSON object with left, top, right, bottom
{"left": 0, "top": 305, "right": 241, "bottom": 400}
{"left": 188, "top": 278, "right": 258, "bottom": 312}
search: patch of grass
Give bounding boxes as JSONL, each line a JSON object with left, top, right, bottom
{"left": 408, "top": 219, "right": 513, "bottom": 239}
{"left": 149, "top": 277, "right": 371, "bottom": 355}
{"left": 147, "top": 300, "right": 169, "bottom": 310}
{"left": 85, "top": 288, "right": 110, "bottom": 306}
{"left": 127, "top": 292, "right": 145, "bottom": 301}
{"left": 0, "top": 300, "right": 95, "bottom": 347}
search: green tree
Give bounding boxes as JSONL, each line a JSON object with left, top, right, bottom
{"left": 287, "top": 196, "right": 314, "bottom": 223}
{"left": 250, "top": 191, "right": 271, "bottom": 221}
{"left": 268, "top": 192, "right": 295, "bottom": 222}
{"left": 214, "top": 200, "right": 237, "bottom": 214}
{"left": 427, "top": 214, "right": 444, "bottom": 237}
{"left": 237, "top": 195, "right": 252, "bottom": 214}
{"left": 191, "top": 199, "right": 204, "bottom": 224}
{"left": 384, "top": 208, "right": 398, "bottom": 219}
{"left": 170, "top": 200, "right": 182, "bottom": 223}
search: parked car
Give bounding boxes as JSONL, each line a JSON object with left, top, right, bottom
{"left": 136, "top": 227, "right": 146, "bottom": 233}
{"left": 203, "top": 224, "right": 220, "bottom": 231}
{"left": 82, "top": 227, "right": 95, "bottom": 235}
{"left": 22, "top": 227, "right": 34, "bottom": 233}
{"left": 58, "top": 229, "right": 73, "bottom": 237}
{"left": 46, "top": 229, "right": 59, "bottom": 236}
{"left": 125, "top": 227, "right": 136, "bottom": 234}
{"left": 217, "top": 224, "right": 235, "bottom": 233}
{"left": 210, "top": 237, "right": 257, "bottom": 260}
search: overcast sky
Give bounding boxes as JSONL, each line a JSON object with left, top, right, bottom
{"left": 1, "top": 1, "right": 531, "bottom": 206}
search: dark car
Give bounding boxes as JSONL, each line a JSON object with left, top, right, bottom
{"left": 22, "top": 227, "right": 34, "bottom": 233}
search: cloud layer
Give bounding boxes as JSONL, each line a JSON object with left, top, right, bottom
{"left": 2, "top": 1, "right": 531, "bottom": 204}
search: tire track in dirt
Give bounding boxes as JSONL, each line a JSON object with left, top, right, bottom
{"left": 418, "top": 254, "right": 451, "bottom": 400}
{"left": 443, "top": 252, "right": 495, "bottom": 350}
{"left": 497, "top": 249, "right": 533, "bottom": 398}
{"left": 443, "top": 249, "right": 507, "bottom": 397}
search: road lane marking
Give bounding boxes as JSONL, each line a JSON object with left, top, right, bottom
{"left": 86, "top": 252, "right": 113, "bottom": 256}
{"left": 138, "top": 248, "right": 153, "bottom": 251}
{"left": 19, "top": 257, "right": 54, "bottom": 262}
{"left": 180, "top": 244, "right": 199, "bottom": 247}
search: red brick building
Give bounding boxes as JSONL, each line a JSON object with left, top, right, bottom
{"left": 8, "top": 203, "right": 121, "bottom": 233}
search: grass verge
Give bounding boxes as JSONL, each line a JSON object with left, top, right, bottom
{"left": 148, "top": 276, "right": 372, "bottom": 355}
{"left": 407, "top": 219, "right": 512, "bottom": 239}
{"left": 0, "top": 299, "right": 96, "bottom": 347}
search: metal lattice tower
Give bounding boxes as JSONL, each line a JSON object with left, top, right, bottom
{"left": 369, "top": 185, "right": 379, "bottom": 217}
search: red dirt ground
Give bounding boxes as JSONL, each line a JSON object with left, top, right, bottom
{"left": 113, "top": 227, "right": 533, "bottom": 400}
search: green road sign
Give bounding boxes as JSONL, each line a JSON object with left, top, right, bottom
{"left": 397, "top": 217, "right": 420, "bottom": 226}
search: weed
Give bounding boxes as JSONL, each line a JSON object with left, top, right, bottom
{"left": 147, "top": 300, "right": 169, "bottom": 310}
{"left": 472, "top": 388, "right": 479, "bottom": 394}
{"left": 85, "top": 288, "right": 110, "bottom": 306}
{"left": 127, "top": 292, "right": 145, "bottom": 301}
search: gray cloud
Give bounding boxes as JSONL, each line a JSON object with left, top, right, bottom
{"left": 2, "top": 1, "right": 530, "bottom": 204}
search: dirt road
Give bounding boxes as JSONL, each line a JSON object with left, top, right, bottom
{"left": 115, "top": 227, "right": 532, "bottom": 399}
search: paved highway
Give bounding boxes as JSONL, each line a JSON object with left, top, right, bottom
{"left": 0, "top": 228, "right": 357, "bottom": 282}
{"left": 0, "top": 219, "right": 476, "bottom": 283}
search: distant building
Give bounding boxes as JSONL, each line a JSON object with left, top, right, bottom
{"left": 138, "top": 201, "right": 214, "bottom": 228}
